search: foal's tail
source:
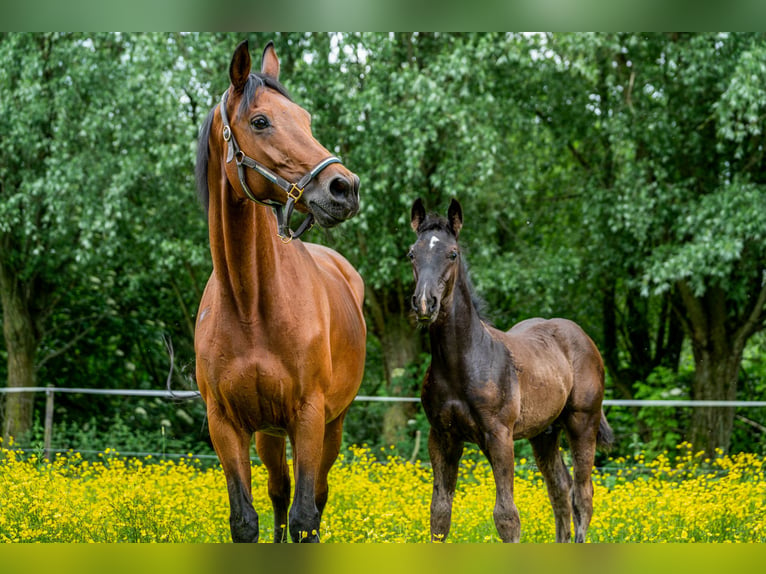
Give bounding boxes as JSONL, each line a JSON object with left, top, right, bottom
{"left": 597, "top": 410, "right": 615, "bottom": 452}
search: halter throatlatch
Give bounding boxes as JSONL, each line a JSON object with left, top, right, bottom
{"left": 219, "top": 90, "right": 342, "bottom": 243}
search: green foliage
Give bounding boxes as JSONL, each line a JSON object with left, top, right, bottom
{"left": 343, "top": 344, "right": 431, "bottom": 461}
{"left": 632, "top": 366, "right": 694, "bottom": 456}
{"left": 18, "top": 395, "right": 214, "bottom": 461}
{"left": 733, "top": 334, "right": 766, "bottom": 455}
{"left": 2, "top": 33, "right": 766, "bottom": 459}
{"left": 0, "top": 34, "right": 209, "bottom": 408}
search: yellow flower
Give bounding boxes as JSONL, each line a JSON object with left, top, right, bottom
{"left": 0, "top": 444, "right": 764, "bottom": 543}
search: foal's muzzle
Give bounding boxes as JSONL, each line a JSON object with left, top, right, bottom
{"left": 412, "top": 290, "right": 440, "bottom": 325}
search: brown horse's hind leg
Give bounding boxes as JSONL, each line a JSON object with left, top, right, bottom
{"left": 255, "top": 432, "right": 291, "bottom": 543}
{"left": 530, "top": 426, "right": 573, "bottom": 542}
{"left": 428, "top": 428, "right": 464, "bottom": 542}
{"left": 208, "top": 407, "right": 260, "bottom": 542}
{"left": 564, "top": 411, "right": 600, "bottom": 543}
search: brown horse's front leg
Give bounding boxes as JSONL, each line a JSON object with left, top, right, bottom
{"left": 288, "top": 403, "right": 325, "bottom": 543}
{"left": 315, "top": 411, "right": 347, "bottom": 520}
{"left": 208, "top": 407, "right": 260, "bottom": 542}
{"left": 482, "top": 425, "right": 521, "bottom": 542}
{"left": 428, "top": 429, "right": 464, "bottom": 542}
{"left": 255, "top": 432, "right": 291, "bottom": 543}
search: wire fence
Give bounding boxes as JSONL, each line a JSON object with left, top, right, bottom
{"left": 1, "top": 386, "right": 765, "bottom": 462}
{"left": 4, "top": 386, "right": 766, "bottom": 406}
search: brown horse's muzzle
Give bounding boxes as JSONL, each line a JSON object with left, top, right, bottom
{"left": 306, "top": 169, "right": 360, "bottom": 228}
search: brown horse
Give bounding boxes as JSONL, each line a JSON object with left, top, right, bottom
{"left": 408, "top": 198, "right": 613, "bottom": 543}
{"left": 194, "top": 41, "right": 366, "bottom": 543}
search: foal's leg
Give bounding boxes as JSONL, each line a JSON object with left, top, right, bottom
{"left": 288, "top": 401, "right": 326, "bottom": 543}
{"left": 428, "top": 429, "right": 464, "bottom": 542}
{"left": 208, "top": 406, "right": 259, "bottom": 542}
{"left": 315, "top": 410, "right": 347, "bottom": 521}
{"left": 482, "top": 425, "right": 521, "bottom": 543}
{"left": 255, "top": 432, "right": 291, "bottom": 543}
{"left": 529, "top": 427, "right": 574, "bottom": 542}
{"left": 564, "top": 411, "right": 600, "bottom": 543}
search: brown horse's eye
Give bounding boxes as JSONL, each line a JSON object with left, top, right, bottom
{"left": 250, "top": 115, "right": 270, "bottom": 130}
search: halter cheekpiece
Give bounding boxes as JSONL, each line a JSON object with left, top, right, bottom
{"left": 219, "top": 90, "right": 342, "bottom": 243}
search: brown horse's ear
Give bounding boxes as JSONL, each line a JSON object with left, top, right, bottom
{"left": 260, "top": 41, "right": 280, "bottom": 80}
{"left": 411, "top": 198, "right": 426, "bottom": 232}
{"left": 229, "top": 40, "right": 251, "bottom": 93}
{"left": 448, "top": 198, "right": 463, "bottom": 237}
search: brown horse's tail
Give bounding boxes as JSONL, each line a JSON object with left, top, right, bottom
{"left": 597, "top": 410, "right": 615, "bottom": 452}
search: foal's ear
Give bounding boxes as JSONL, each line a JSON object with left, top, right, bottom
{"left": 229, "top": 40, "right": 252, "bottom": 93}
{"left": 260, "top": 41, "right": 281, "bottom": 80}
{"left": 448, "top": 198, "right": 463, "bottom": 237}
{"left": 411, "top": 198, "right": 426, "bottom": 232}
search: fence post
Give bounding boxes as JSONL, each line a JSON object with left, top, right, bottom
{"left": 43, "top": 386, "right": 55, "bottom": 460}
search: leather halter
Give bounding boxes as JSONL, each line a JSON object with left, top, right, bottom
{"left": 219, "top": 90, "right": 342, "bottom": 243}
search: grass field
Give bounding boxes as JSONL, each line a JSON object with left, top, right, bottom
{"left": 0, "top": 442, "right": 763, "bottom": 543}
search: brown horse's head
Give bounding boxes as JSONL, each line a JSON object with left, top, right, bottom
{"left": 408, "top": 198, "right": 464, "bottom": 325}
{"left": 219, "top": 41, "right": 360, "bottom": 229}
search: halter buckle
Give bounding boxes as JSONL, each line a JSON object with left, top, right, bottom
{"left": 223, "top": 125, "right": 231, "bottom": 142}
{"left": 287, "top": 183, "right": 304, "bottom": 202}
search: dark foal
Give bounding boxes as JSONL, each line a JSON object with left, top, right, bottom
{"left": 409, "top": 198, "right": 613, "bottom": 543}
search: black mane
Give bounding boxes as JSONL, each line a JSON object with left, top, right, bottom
{"left": 195, "top": 73, "right": 293, "bottom": 215}
{"left": 415, "top": 212, "right": 457, "bottom": 237}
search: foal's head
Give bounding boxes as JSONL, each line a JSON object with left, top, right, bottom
{"left": 211, "top": 41, "right": 360, "bottom": 228}
{"left": 408, "top": 198, "right": 464, "bottom": 325}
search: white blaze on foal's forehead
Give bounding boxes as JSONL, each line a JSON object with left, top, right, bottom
{"left": 429, "top": 236, "right": 440, "bottom": 249}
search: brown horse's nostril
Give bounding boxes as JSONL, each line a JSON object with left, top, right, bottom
{"left": 329, "top": 176, "right": 351, "bottom": 200}
{"left": 352, "top": 174, "right": 360, "bottom": 197}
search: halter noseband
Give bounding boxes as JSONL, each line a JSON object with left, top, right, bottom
{"left": 219, "top": 90, "right": 342, "bottom": 243}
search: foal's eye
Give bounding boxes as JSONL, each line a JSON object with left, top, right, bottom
{"left": 250, "top": 116, "right": 270, "bottom": 130}
{"left": 448, "top": 250, "right": 458, "bottom": 261}
{"left": 407, "top": 250, "right": 415, "bottom": 261}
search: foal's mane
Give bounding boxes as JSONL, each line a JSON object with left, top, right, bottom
{"left": 195, "top": 73, "right": 293, "bottom": 215}
{"left": 416, "top": 212, "right": 490, "bottom": 323}
{"left": 415, "top": 212, "right": 454, "bottom": 236}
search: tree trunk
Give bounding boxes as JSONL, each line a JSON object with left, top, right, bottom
{"left": 0, "top": 262, "right": 39, "bottom": 443}
{"left": 687, "top": 349, "right": 740, "bottom": 457}
{"left": 378, "top": 314, "right": 422, "bottom": 446}
{"left": 678, "top": 282, "right": 751, "bottom": 457}
{"left": 366, "top": 287, "right": 424, "bottom": 446}
{"left": 602, "top": 280, "right": 685, "bottom": 443}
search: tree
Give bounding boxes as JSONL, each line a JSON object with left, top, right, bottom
{"left": 5, "top": 33, "right": 763, "bottom": 458}
{"left": 295, "top": 33, "right": 614, "bottom": 449}
{"left": 0, "top": 33, "right": 209, "bottom": 441}
{"left": 300, "top": 33, "right": 543, "bottom": 444}
{"left": 516, "top": 33, "right": 766, "bottom": 456}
